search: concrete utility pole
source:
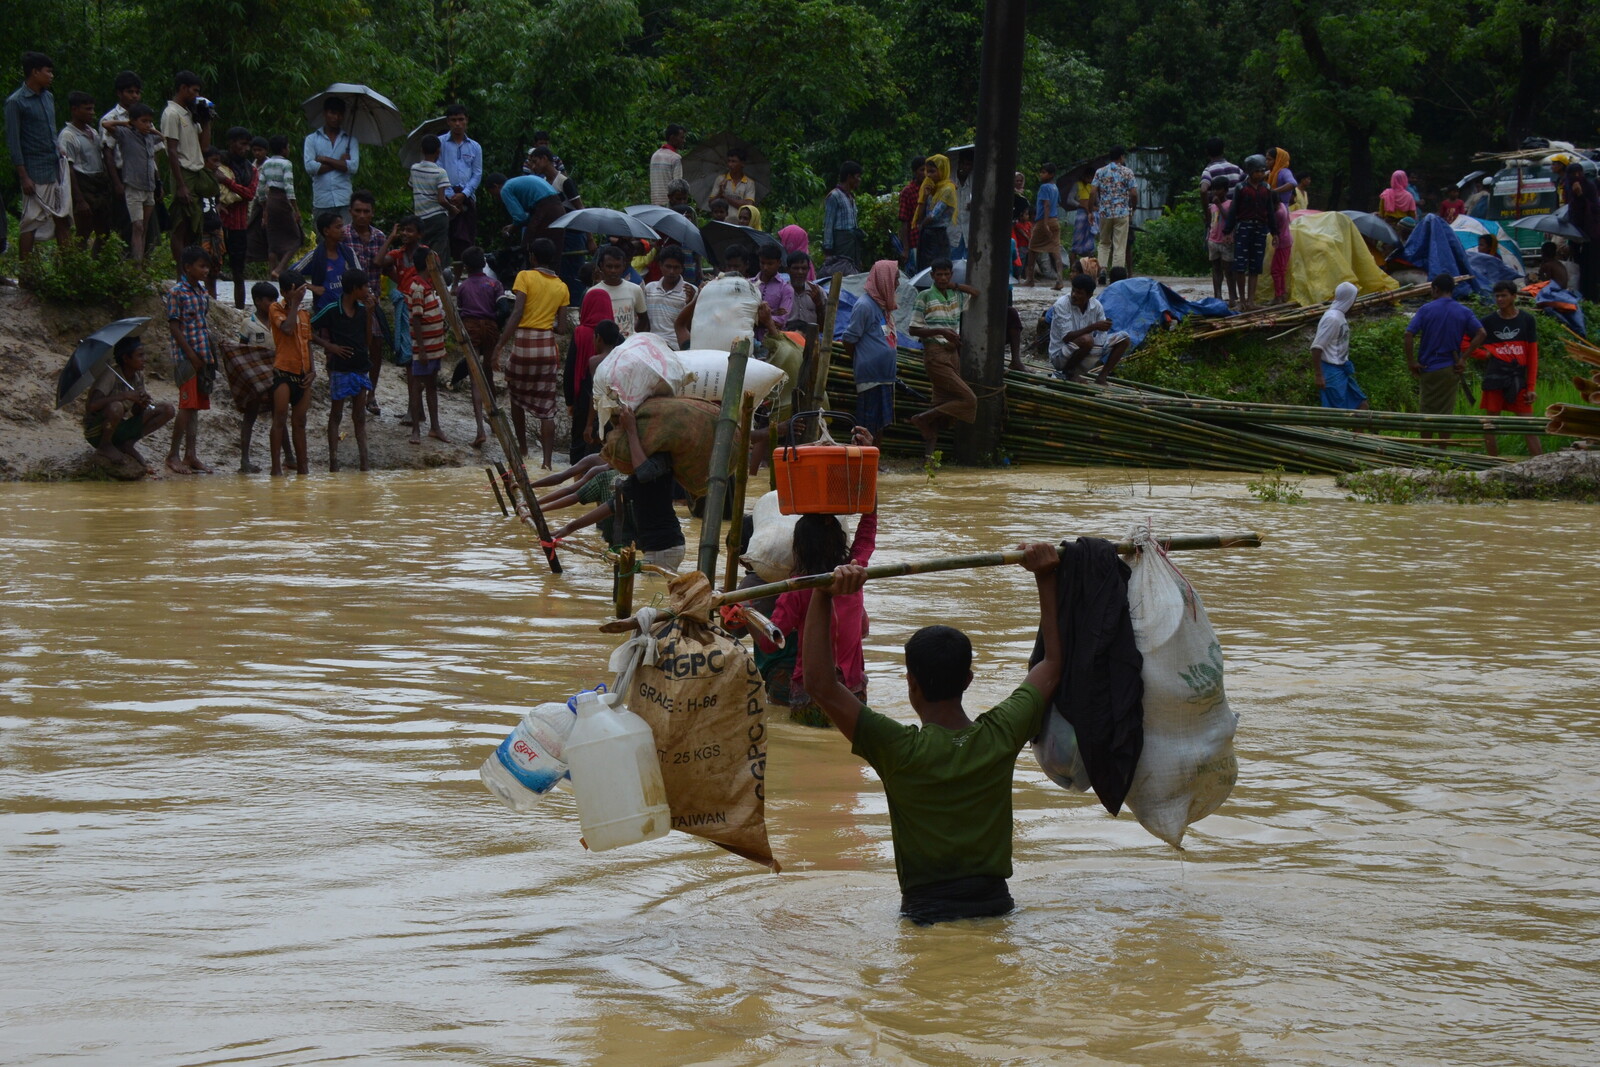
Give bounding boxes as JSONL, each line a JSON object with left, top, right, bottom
{"left": 953, "top": 0, "right": 1026, "bottom": 465}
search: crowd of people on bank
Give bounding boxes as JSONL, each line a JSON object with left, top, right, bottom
{"left": 7, "top": 49, "right": 1598, "bottom": 478}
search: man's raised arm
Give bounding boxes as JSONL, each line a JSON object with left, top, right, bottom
{"left": 1020, "top": 543, "right": 1061, "bottom": 696}
{"left": 802, "top": 564, "right": 869, "bottom": 741}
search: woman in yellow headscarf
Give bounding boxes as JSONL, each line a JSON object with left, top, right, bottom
{"left": 912, "top": 153, "right": 959, "bottom": 262}
{"left": 1267, "top": 147, "right": 1297, "bottom": 203}
{"left": 737, "top": 203, "right": 764, "bottom": 231}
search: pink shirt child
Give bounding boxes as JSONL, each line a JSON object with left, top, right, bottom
{"left": 761, "top": 509, "right": 878, "bottom": 694}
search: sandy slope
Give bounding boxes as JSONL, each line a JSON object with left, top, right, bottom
{"left": 0, "top": 284, "right": 561, "bottom": 481}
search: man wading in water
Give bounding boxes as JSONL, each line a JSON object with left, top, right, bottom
{"left": 801, "top": 543, "right": 1063, "bottom": 924}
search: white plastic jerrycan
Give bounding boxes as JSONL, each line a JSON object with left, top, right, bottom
{"left": 479, "top": 699, "right": 580, "bottom": 813}
{"left": 564, "top": 690, "right": 670, "bottom": 852}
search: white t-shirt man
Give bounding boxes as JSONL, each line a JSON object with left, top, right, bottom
{"left": 596, "top": 278, "right": 647, "bottom": 337}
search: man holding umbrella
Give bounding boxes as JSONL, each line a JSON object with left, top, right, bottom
{"left": 82, "top": 336, "right": 173, "bottom": 476}
{"left": 304, "top": 97, "right": 359, "bottom": 224}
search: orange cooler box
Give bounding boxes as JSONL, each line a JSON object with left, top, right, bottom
{"left": 774, "top": 412, "right": 878, "bottom": 515}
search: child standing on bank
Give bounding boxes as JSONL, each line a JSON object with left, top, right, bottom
{"left": 258, "top": 135, "right": 301, "bottom": 280}
{"left": 165, "top": 246, "right": 218, "bottom": 474}
{"left": 60, "top": 91, "right": 112, "bottom": 250}
{"left": 110, "top": 104, "right": 162, "bottom": 261}
{"left": 314, "top": 268, "right": 378, "bottom": 471}
{"left": 409, "top": 135, "right": 457, "bottom": 258}
{"left": 1223, "top": 154, "right": 1274, "bottom": 311}
{"left": 269, "top": 271, "right": 315, "bottom": 476}
{"left": 232, "top": 280, "right": 290, "bottom": 474}
{"left": 403, "top": 246, "right": 448, "bottom": 444}
{"left": 1205, "top": 178, "right": 1238, "bottom": 305}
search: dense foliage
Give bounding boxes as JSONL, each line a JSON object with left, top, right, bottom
{"left": 5, "top": 1, "right": 1597, "bottom": 227}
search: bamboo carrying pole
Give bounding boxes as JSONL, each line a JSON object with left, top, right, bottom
{"left": 713, "top": 532, "right": 1264, "bottom": 607}
{"left": 695, "top": 339, "right": 751, "bottom": 579}
{"left": 426, "top": 256, "right": 561, "bottom": 574}
{"left": 722, "top": 394, "right": 756, "bottom": 592}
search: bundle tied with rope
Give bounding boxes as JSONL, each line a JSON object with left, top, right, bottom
{"left": 604, "top": 570, "right": 779, "bottom": 870}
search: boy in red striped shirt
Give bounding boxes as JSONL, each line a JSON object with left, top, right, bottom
{"left": 403, "top": 246, "right": 448, "bottom": 444}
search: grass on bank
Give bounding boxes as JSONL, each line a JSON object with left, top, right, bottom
{"left": 1120, "top": 297, "right": 1600, "bottom": 459}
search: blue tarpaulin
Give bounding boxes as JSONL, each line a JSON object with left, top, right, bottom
{"left": 1536, "top": 282, "right": 1588, "bottom": 337}
{"left": 1096, "top": 277, "right": 1232, "bottom": 350}
{"left": 1399, "top": 215, "right": 1499, "bottom": 299}
{"left": 1464, "top": 249, "right": 1522, "bottom": 290}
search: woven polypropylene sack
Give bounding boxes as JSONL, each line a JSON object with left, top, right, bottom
{"left": 601, "top": 396, "right": 720, "bottom": 497}
{"left": 592, "top": 332, "right": 687, "bottom": 431}
{"left": 1122, "top": 537, "right": 1238, "bottom": 847}
{"left": 689, "top": 275, "right": 760, "bottom": 352}
{"left": 621, "top": 572, "right": 779, "bottom": 870}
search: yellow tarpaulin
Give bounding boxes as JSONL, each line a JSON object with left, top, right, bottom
{"left": 1285, "top": 211, "right": 1398, "bottom": 306}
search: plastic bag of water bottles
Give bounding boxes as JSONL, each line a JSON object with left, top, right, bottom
{"left": 480, "top": 687, "right": 605, "bottom": 813}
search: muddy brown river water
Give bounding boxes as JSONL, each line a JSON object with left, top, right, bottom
{"left": 2, "top": 468, "right": 1597, "bottom": 1066}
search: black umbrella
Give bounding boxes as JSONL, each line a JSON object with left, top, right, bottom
{"left": 1508, "top": 205, "right": 1586, "bottom": 241}
{"left": 399, "top": 116, "right": 449, "bottom": 170}
{"left": 57, "top": 317, "right": 149, "bottom": 409}
{"left": 1340, "top": 210, "right": 1401, "bottom": 246}
{"left": 300, "top": 83, "right": 406, "bottom": 146}
{"left": 700, "top": 220, "right": 782, "bottom": 269}
{"left": 682, "top": 133, "right": 771, "bottom": 207}
{"left": 548, "top": 207, "right": 658, "bottom": 241}
{"left": 625, "top": 205, "right": 709, "bottom": 257}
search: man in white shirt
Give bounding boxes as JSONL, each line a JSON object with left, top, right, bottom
{"left": 1047, "top": 274, "right": 1130, "bottom": 384}
{"left": 593, "top": 245, "right": 650, "bottom": 337}
{"left": 649, "top": 124, "right": 686, "bottom": 206}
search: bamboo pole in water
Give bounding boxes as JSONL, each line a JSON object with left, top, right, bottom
{"left": 696, "top": 339, "right": 751, "bottom": 579}
{"left": 485, "top": 467, "right": 509, "bottom": 516}
{"left": 713, "top": 532, "right": 1263, "bottom": 607}
{"left": 614, "top": 545, "right": 637, "bottom": 619}
{"left": 722, "top": 394, "right": 756, "bottom": 592}
{"left": 426, "top": 255, "right": 561, "bottom": 574}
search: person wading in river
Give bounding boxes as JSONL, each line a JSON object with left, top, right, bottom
{"left": 799, "top": 542, "right": 1063, "bottom": 925}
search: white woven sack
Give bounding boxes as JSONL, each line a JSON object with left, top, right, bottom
{"left": 592, "top": 332, "right": 687, "bottom": 431}
{"left": 740, "top": 491, "right": 856, "bottom": 583}
{"left": 689, "top": 275, "right": 760, "bottom": 352}
{"left": 1123, "top": 530, "right": 1238, "bottom": 848}
{"left": 674, "top": 350, "right": 786, "bottom": 411}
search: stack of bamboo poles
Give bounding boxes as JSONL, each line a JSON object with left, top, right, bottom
{"left": 1551, "top": 332, "right": 1600, "bottom": 439}
{"left": 1186, "top": 281, "right": 1443, "bottom": 340}
{"left": 824, "top": 349, "right": 1547, "bottom": 473}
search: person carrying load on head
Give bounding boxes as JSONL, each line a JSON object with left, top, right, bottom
{"left": 798, "top": 541, "right": 1064, "bottom": 925}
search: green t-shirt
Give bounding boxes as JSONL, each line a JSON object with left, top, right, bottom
{"left": 850, "top": 683, "right": 1046, "bottom": 892}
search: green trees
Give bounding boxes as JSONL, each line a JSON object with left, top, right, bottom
{"left": 3, "top": 0, "right": 1596, "bottom": 218}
